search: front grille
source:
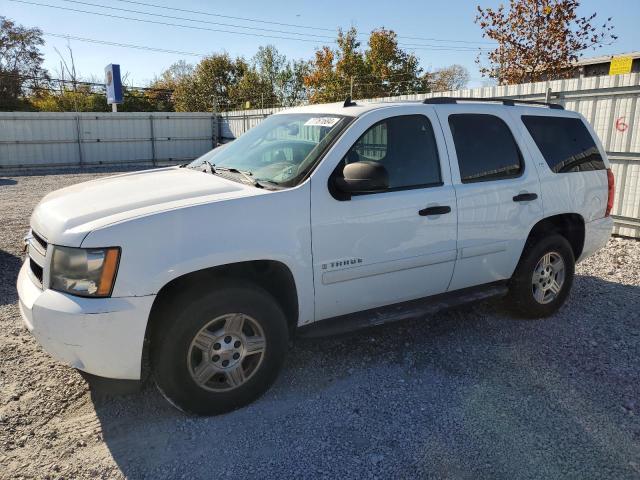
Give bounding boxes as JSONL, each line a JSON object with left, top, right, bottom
{"left": 29, "top": 258, "right": 44, "bottom": 284}
{"left": 32, "top": 230, "right": 48, "bottom": 252}
{"left": 27, "top": 230, "right": 47, "bottom": 287}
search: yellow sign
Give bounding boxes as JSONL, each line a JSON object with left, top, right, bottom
{"left": 609, "top": 56, "right": 633, "bottom": 76}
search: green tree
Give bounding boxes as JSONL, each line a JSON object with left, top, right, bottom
{"left": 233, "top": 67, "right": 270, "bottom": 109}
{"left": 252, "top": 45, "right": 286, "bottom": 107}
{"left": 364, "top": 28, "right": 426, "bottom": 97}
{"left": 121, "top": 87, "right": 165, "bottom": 112}
{"left": 173, "top": 53, "right": 246, "bottom": 111}
{"left": 247, "top": 45, "right": 310, "bottom": 108}
{"left": 30, "top": 85, "right": 108, "bottom": 112}
{"left": 304, "top": 45, "right": 342, "bottom": 103}
{"left": 304, "top": 27, "right": 429, "bottom": 102}
{"left": 148, "top": 60, "right": 194, "bottom": 111}
{"left": 0, "top": 16, "right": 48, "bottom": 110}
{"left": 305, "top": 28, "right": 369, "bottom": 103}
{"left": 335, "top": 28, "right": 368, "bottom": 98}
{"left": 280, "top": 59, "right": 309, "bottom": 106}
{"left": 429, "top": 64, "right": 470, "bottom": 92}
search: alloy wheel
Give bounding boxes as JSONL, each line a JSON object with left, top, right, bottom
{"left": 187, "top": 313, "right": 266, "bottom": 391}
{"left": 531, "top": 251, "right": 566, "bottom": 305}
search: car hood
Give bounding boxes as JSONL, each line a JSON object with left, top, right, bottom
{"left": 30, "top": 167, "right": 263, "bottom": 246}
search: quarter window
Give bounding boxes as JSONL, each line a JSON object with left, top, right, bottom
{"left": 449, "top": 114, "right": 523, "bottom": 183}
{"left": 522, "top": 116, "right": 605, "bottom": 173}
{"left": 340, "top": 115, "right": 442, "bottom": 190}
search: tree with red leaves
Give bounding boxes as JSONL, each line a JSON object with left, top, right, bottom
{"left": 476, "top": 0, "right": 617, "bottom": 84}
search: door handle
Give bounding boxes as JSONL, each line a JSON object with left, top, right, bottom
{"left": 513, "top": 193, "right": 538, "bottom": 202}
{"left": 419, "top": 205, "right": 451, "bottom": 216}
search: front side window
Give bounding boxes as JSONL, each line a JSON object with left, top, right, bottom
{"left": 449, "top": 114, "right": 523, "bottom": 183}
{"left": 521, "top": 115, "right": 605, "bottom": 173}
{"left": 189, "top": 113, "right": 351, "bottom": 187}
{"left": 339, "top": 114, "right": 442, "bottom": 190}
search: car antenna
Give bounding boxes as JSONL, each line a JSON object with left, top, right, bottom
{"left": 343, "top": 96, "right": 357, "bottom": 107}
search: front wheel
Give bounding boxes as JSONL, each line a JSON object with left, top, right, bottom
{"left": 151, "top": 282, "right": 289, "bottom": 415}
{"left": 507, "top": 234, "right": 575, "bottom": 319}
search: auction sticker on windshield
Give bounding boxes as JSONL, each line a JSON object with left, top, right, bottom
{"left": 304, "top": 117, "right": 341, "bottom": 127}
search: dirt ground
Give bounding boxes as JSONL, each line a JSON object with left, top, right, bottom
{"left": 1, "top": 171, "right": 639, "bottom": 479}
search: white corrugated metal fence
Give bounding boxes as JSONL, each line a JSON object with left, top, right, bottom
{"left": 0, "top": 112, "right": 217, "bottom": 169}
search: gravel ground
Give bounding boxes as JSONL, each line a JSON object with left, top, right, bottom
{"left": 1, "top": 170, "right": 639, "bottom": 480}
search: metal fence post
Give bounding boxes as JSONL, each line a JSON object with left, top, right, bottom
{"left": 75, "top": 114, "right": 84, "bottom": 167}
{"left": 211, "top": 113, "right": 218, "bottom": 148}
{"left": 212, "top": 99, "right": 219, "bottom": 148}
{"left": 149, "top": 115, "right": 156, "bottom": 166}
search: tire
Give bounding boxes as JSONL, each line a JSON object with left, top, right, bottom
{"left": 507, "top": 233, "right": 575, "bottom": 319}
{"left": 151, "top": 281, "right": 289, "bottom": 415}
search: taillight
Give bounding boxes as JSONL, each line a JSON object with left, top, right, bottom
{"left": 605, "top": 168, "right": 614, "bottom": 217}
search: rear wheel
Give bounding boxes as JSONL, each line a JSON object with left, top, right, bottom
{"left": 152, "top": 282, "right": 289, "bottom": 415}
{"left": 507, "top": 234, "right": 575, "bottom": 319}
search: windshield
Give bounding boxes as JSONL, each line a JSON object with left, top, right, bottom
{"left": 189, "top": 113, "right": 351, "bottom": 187}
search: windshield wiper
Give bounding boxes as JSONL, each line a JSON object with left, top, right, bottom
{"left": 211, "top": 165, "right": 280, "bottom": 190}
{"left": 213, "top": 165, "right": 256, "bottom": 185}
{"left": 200, "top": 160, "right": 215, "bottom": 174}
{"left": 196, "top": 162, "right": 281, "bottom": 190}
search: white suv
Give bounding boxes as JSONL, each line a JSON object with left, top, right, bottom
{"left": 17, "top": 98, "right": 614, "bottom": 415}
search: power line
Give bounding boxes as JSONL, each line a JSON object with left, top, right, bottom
{"left": 108, "top": 0, "right": 495, "bottom": 45}
{"left": 0, "top": 71, "right": 174, "bottom": 92}
{"left": 59, "top": 0, "right": 486, "bottom": 50}
{"left": 43, "top": 34, "right": 474, "bottom": 83}
{"left": 45, "top": 32, "right": 207, "bottom": 57}
{"left": 58, "top": 0, "right": 336, "bottom": 41}
{"left": 8, "top": 0, "right": 489, "bottom": 51}
{"left": 42, "top": 33, "right": 475, "bottom": 84}
{"left": 8, "top": 0, "right": 330, "bottom": 44}
{"left": 113, "top": 0, "right": 338, "bottom": 33}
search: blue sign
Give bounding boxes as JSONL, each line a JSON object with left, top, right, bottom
{"left": 104, "top": 64, "right": 123, "bottom": 104}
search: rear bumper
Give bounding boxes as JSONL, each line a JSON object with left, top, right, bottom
{"left": 578, "top": 216, "right": 613, "bottom": 263}
{"left": 17, "top": 261, "right": 155, "bottom": 380}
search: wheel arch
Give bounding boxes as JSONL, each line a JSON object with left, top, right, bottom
{"left": 521, "top": 213, "right": 585, "bottom": 264}
{"left": 141, "top": 260, "right": 299, "bottom": 379}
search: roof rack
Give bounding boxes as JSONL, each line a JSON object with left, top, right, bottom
{"left": 423, "top": 96, "right": 564, "bottom": 110}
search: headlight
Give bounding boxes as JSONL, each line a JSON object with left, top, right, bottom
{"left": 50, "top": 246, "right": 120, "bottom": 297}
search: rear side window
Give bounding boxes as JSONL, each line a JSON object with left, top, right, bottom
{"left": 522, "top": 116, "right": 605, "bottom": 173}
{"left": 448, "top": 114, "right": 523, "bottom": 183}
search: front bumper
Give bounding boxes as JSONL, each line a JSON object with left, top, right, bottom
{"left": 578, "top": 216, "right": 614, "bottom": 263}
{"left": 17, "top": 261, "right": 155, "bottom": 380}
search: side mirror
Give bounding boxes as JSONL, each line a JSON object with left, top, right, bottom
{"left": 335, "top": 161, "right": 389, "bottom": 193}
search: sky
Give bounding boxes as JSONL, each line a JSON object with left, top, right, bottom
{"left": 3, "top": 0, "right": 640, "bottom": 88}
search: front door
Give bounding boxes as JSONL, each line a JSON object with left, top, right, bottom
{"left": 310, "top": 106, "right": 458, "bottom": 321}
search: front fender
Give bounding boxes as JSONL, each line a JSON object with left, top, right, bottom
{"left": 81, "top": 183, "right": 314, "bottom": 324}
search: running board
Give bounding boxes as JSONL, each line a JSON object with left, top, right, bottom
{"left": 297, "top": 281, "right": 509, "bottom": 338}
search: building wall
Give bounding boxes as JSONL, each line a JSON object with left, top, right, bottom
{"left": 578, "top": 58, "right": 640, "bottom": 78}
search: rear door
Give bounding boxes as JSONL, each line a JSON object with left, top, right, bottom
{"left": 435, "top": 105, "right": 544, "bottom": 291}
{"left": 310, "top": 106, "right": 458, "bottom": 321}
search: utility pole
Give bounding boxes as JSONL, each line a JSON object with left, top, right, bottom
{"left": 350, "top": 76, "right": 354, "bottom": 98}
